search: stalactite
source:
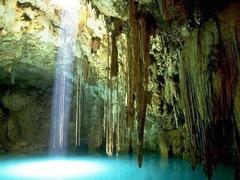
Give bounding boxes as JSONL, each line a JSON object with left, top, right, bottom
{"left": 119, "top": 33, "right": 130, "bottom": 154}
{"left": 75, "top": 59, "right": 80, "bottom": 147}
{"left": 129, "top": 0, "right": 155, "bottom": 167}
{"left": 180, "top": 4, "right": 240, "bottom": 178}
{"left": 116, "top": 72, "right": 120, "bottom": 155}
{"left": 129, "top": 0, "right": 141, "bottom": 166}
{"left": 111, "top": 18, "right": 123, "bottom": 77}
{"left": 75, "top": 55, "right": 86, "bottom": 148}
{"left": 104, "top": 17, "right": 129, "bottom": 156}
{"left": 111, "top": 29, "right": 118, "bottom": 77}
{"left": 160, "top": 0, "right": 186, "bottom": 21}
{"left": 105, "top": 24, "right": 114, "bottom": 156}
{"left": 104, "top": 29, "right": 110, "bottom": 154}
{"left": 126, "top": 32, "right": 135, "bottom": 129}
{"left": 109, "top": 74, "right": 114, "bottom": 155}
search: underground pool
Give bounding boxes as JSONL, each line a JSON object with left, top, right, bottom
{"left": 0, "top": 154, "right": 234, "bottom": 180}
{"left": 0, "top": 0, "right": 239, "bottom": 179}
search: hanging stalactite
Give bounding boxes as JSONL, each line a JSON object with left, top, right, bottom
{"left": 126, "top": 31, "right": 135, "bottom": 129}
{"left": 180, "top": 3, "right": 240, "bottom": 178}
{"left": 75, "top": 58, "right": 81, "bottom": 147}
{"left": 104, "top": 16, "right": 129, "bottom": 156}
{"left": 129, "top": 0, "right": 155, "bottom": 167}
{"left": 106, "top": 24, "right": 113, "bottom": 155}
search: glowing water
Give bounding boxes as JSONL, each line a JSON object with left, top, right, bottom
{"left": 50, "top": 2, "right": 79, "bottom": 153}
{"left": 0, "top": 155, "right": 234, "bottom": 179}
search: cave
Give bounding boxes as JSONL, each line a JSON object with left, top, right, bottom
{"left": 0, "top": 0, "right": 239, "bottom": 179}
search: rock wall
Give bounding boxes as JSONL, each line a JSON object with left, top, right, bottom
{"left": 0, "top": 71, "right": 52, "bottom": 153}
{"left": 0, "top": 0, "right": 108, "bottom": 154}
{"left": 0, "top": 0, "right": 58, "bottom": 153}
{"left": 180, "top": 3, "right": 240, "bottom": 177}
{"left": 0, "top": 0, "right": 239, "bottom": 178}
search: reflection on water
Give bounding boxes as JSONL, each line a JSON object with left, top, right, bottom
{"left": 0, "top": 154, "right": 233, "bottom": 180}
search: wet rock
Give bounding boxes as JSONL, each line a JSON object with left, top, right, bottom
{"left": 91, "top": 0, "right": 128, "bottom": 20}
{"left": 2, "top": 93, "right": 29, "bottom": 112}
{"left": 180, "top": 2, "right": 240, "bottom": 177}
{"left": 159, "top": 130, "right": 184, "bottom": 158}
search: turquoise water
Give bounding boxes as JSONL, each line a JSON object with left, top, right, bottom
{"left": 0, "top": 155, "right": 233, "bottom": 180}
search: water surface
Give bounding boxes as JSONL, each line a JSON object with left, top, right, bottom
{"left": 0, "top": 154, "right": 233, "bottom": 180}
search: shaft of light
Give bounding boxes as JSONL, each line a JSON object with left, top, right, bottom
{"left": 50, "top": 0, "right": 80, "bottom": 154}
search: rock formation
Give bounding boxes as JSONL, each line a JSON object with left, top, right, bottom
{"left": 0, "top": 0, "right": 239, "bottom": 178}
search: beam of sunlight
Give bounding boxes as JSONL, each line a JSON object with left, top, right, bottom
{"left": 50, "top": 0, "right": 80, "bottom": 153}
{"left": 51, "top": 0, "right": 80, "bottom": 10}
